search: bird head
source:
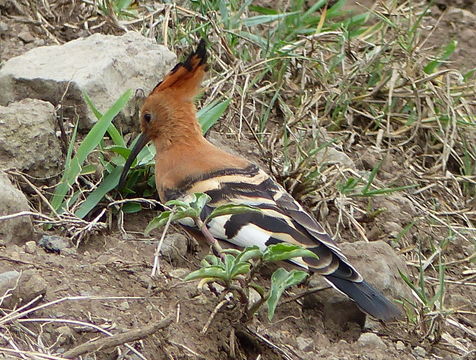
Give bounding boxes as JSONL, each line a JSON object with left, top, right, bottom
{"left": 119, "top": 39, "right": 208, "bottom": 188}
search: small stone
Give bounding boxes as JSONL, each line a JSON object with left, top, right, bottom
{"left": 38, "top": 235, "right": 71, "bottom": 253}
{"left": 169, "top": 268, "right": 189, "bottom": 279}
{"left": 117, "top": 301, "right": 130, "bottom": 311}
{"left": 383, "top": 221, "right": 403, "bottom": 238}
{"left": 160, "top": 233, "right": 188, "bottom": 264}
{"left": 396, "top": 341, "right": 405, "bottom": 351}
{"left": 413, "top": 346, "right": 426, "bottom": 358}
{"left": 0, "top": 21, "right": 8, "bottom": 35}
{"left": 18, "top": 30, "right": 35, "bottom": 43}
{"left": 55, "top": 326, "right": 76, "bottom": 345}
{"left": 0, "top": 270, "right": 47, "bottom": 309}
{"left": 24, "top": 241, "right": 37, "bottom": 254}
{"left": 61, "top": 247, "right": 77, "bottom": 256}
{"left": 0, "top": 171, "right": 34, "bottom": 245}
{"left": 357, "top": 332, "right": 387, "bottom": 350}
{"left": 296, "top": 336, "right": 313, "bottom": 352}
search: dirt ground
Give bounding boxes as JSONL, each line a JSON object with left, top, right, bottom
{"left": 1, "top": 1, "right": 475, "bottom": 360}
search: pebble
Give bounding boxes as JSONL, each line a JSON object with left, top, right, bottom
{"left": 0, "top": 270, "right": 46, "bottom": 309}
{"left": 396, "top": 340, "right": 405, "bottom": 351}
{"left": 296, "top": 336, "right": 313, "bottom": 352}
{"left": 160, "top": 233, "right": 188, "bottom": 264}
{"left": 413, "top": 346, "right": 426, "bottom": 358}
{"left": 117, "top": 301, "right": 130, "bottom": 311}
{"left": 55, "top": 326, "right": 76, "bottom": 345}
{"left": 357, "top": 332, "right": 387, "bottom": 350}
{"left": 169, "top": 268, "right": 189, "bottom": 279}
{"left": 18, "top": 30, "right": 35, "bottom": 43}
{"left": 61, "top": 247, "right": 77, "bottom": 256}
{"left": 24, "top": 240, "right": 37, "bottom": 254}
{"left": 0, "top": 21, "right": 8, "bottom": 35}
{"left": 38, "top": 235, "right": 71, "bottom": 253}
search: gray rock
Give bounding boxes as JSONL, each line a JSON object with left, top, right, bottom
{"left": 18, "top": 30, "right": 34, "bottom": 43}
{"left": 413, "top": 346, "right": 426, "bottom": 358}
{"left": 396, "top": 341, "right": 405, "bottom": 351}
{"left": 0, "top": 269, "right": 47, "bottom": 309}
{"left": 316, "top": 147, "right": 355, "bottom": 169}
{"left": 24, "top": 240, "right": 37, "bottom": 254}
{"left": 382, "top": 221, "right": 403, "bottom": 238}
{"left": 0, "top": 171, "right": 34, "bottom": 244}
{"left": 169, "top": 268, "right": 190, "bottom": 279}
{"left": 38, "top": 234, "right": 71, "bottom": 253}
{"left": 0, "top": 99, "right": 62, "bottom": 179}
{"left": 296, "top": 336, "right": 314, "bottom": 352}
{"left": 374, "top": 194, "right": 417, "bottom": 225}
{"left": 0, "top": 21, "right": 8, "bottom": 35}
{"left": 54, "top": 326, "right": 76, "bottom": 346}
{"left": 160, "top": 233, "right": 188, "bottom": 265}
{"left": 340, "top": 241, "right": 412, "bottom": 302}
{"left": 304, "top": 241, "right": 411, "bottom": 325}
{"left": 357, "top": 332, "right": 387, "bottom": 349}
{"left": 0, "top": 32, "right": 176, "bottom": 129}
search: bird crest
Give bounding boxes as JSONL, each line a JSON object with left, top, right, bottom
{"left": 151, "top": 39, "right": 208, "bottom": 99}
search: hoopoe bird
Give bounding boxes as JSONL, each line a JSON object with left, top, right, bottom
{"left": 119, "top": 40, "right": 401, "bottom": 321}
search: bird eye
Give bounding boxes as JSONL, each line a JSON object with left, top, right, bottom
{"left": 143, "top": 113, "right": 152, "bottom": 123}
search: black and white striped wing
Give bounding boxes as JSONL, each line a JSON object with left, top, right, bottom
{"left": 168, "top": 164, "right": 361, "bottom": 279}
{"left": 166, "top": 164, "right": 401, "bottom": 320}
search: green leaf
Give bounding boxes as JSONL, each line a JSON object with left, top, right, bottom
{"left": 263, "top": 243, "right": 318, "bottom": 263}
{"left": 248, "top": 5, "right": 278, "bottom": 15}
{"left": 79, "top": 164, "right": 97, "bottom": 176}
{"left": 236, "top": 246, "right": 263, "bottom": 263}
{"left": 184, "top": 266, "right": 227, "bottom": 281}
{"left": 83, "top": 91, "right": 125, "bottom": 148}
{"left": 197, "top": 99, "right": 230, "bottom": 134}
{"left": 106, "top": 145, "right": 131, "bottom": 160}
{"left": 166, "top": 199, "right": 191, "bottom": 208}
{"left": 190, "top": 193, "right": 212, "bottom": 212}
{"left": 243, "top": 12, "right": 300, "bottom": 27}
{"left": 230, "top": 262, "right": 251, "bottom": 279}
{"left": 267, "top": 269, "right": 308, "bottom": 320}
{"left": 222, "top": 248, "right": 243, "bottom": 256}
{"left": 205, "top": 204, "right": 261, "bottom": 224}
{"left": 144, "top": 208, "right": 197, "bottom": 235}
{"left": 82, "top": 91, "right": 103, "bottom": 120}
{"left": 145, "top": 211, "right": 172, "bottom": 234}
{"left": 122, "top": 202, "right": 142, "bottom": 214}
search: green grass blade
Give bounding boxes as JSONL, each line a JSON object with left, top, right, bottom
{"left": 197, "top": 99, "right": 231, "bottom": 134}
{"left": 424, "top": 40, "right": 458, "bottom": 74}
{"left": 51, "top": 89, "right": 132, "bottom": 212}
{"left": 74, "top": 166, "right": 123, "bottom": 218}
{"left": 50, "top": 121, "right": 79, "bottom": 212}
{"left": 243, "top": 12, "right": 300, "bottom": 27}
{"left": 83, "top": 91, "right": 126, "bottom": 147}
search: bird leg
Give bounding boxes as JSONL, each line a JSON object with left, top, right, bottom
{"left": 198, "top": 222, "right": 225, "bottom": 259}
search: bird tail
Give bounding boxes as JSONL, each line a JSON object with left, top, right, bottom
{"left": 324, "top": 275, "right": 401, "bottom": 321}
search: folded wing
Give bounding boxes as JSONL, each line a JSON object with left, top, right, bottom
{"left": 165, "top": 163, "right": 400, "bottom": 321}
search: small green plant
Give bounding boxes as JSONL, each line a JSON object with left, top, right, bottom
{"left": 97, "top": 0, "right": 138, "bottom": 20}
{"left": 146, "top": 192, "right": 316, "bottom": 321}
{"left": 337, "top": 160, "right": 416, "bottom": 197}
{"left": 51, "top": 89, "right": 133, "bottom": 215}
{"left": 398, "top": 236, "right": 451, "bottom": 342}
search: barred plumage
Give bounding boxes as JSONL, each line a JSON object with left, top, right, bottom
{"left": 119, "top": 39, "right": 401, "bottom": 321}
